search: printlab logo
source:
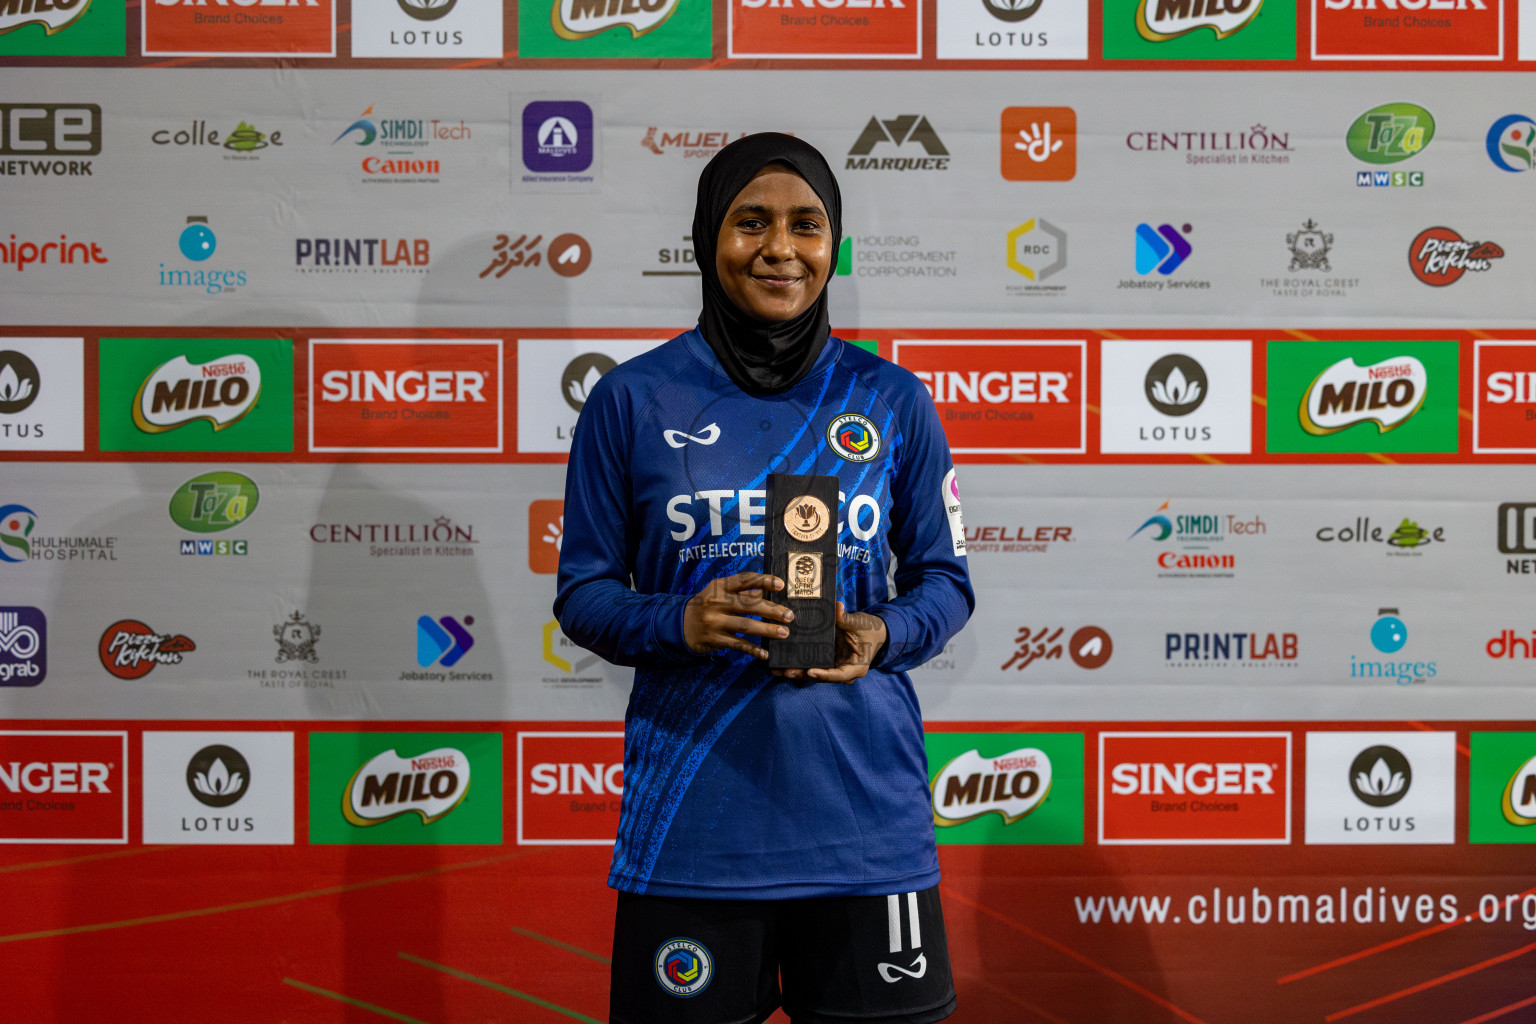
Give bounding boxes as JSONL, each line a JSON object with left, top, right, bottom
{"left": 0, "top": 351, "right": 39, "bottom": 414}
{"left": 1348, "top": 104, "right": 1433, "bottom": 185}
{"left": 98, "top": 619, "right": 195, "bottom": 679}
{"left": 159, "top": 216, "right": 248, "bottom": 296}
{"left": 1351, "top": 608, "right": 1437, "bottom": 686}
{"left": 0, "top": 607, "right": 46, "bottom": 686}
{"left": 1408, "top": 227, "right": 1503, "bottom": 286}
{"left": 1002, "top": 626, "right": 1112, "bottom": 670}
{"left": 1164, "top": 630, "right": 1297, "bottom": 669}
{"left": 521, "top": 101, "right": 594, "bottom": 176}
{"left": 186, "top": 744, "right": 249, "bottom": 808}
{"left": 845, "top": 115, "right": 950, "bottom": 172}
{"left": 481, "top": 232, "right": 591, "bottom": 278}
{"left": 1488, "top": 115, "right": 1536, "bottom": 172}
{"left": 1000, "top": 107, "right": 1075, "bottom": 181}
{"left": 0, "top": 103, "right": 101, "bottom": 176}
{"left": 528, "top": 499, "right": 564, "bottom": 574}
{"left": 418, "top": 614, "right": 474, "bottom": 667}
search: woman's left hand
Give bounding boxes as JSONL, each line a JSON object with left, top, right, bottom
{"left": 775, "top": 602, "right": 886, "bottom": 684}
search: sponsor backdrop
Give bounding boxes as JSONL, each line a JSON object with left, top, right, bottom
{"left": 4, "top": 4, "right": 1536, "bottom": 1022}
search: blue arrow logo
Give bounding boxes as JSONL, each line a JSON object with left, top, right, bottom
{"left": 1134, "top": 223, "right": 1192, "bottom": 275}
{"left": 417, "top": 614, "right": 475, "bottom": 667}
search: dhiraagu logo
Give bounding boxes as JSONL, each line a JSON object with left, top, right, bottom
{"left": 1266, "top": 341, "right": 1458, "bottom": 454}
{"left": 308, "top": 732, "right": 502, "bottom": 845}
{"left": 925, "top": 732, "right": 1083, "bottom": 844}
{"left": 1470, "top": 733, "right": 1536, "bottom": 843}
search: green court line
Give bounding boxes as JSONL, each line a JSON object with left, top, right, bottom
{"left": 282, "top": 978, "right": 432, "bottom": 1024}
{"left": 399, "top": 952, "right": 605, "bottom": 1024}
{"left": 510, "top": 925, "right": 612, "bottom": 965}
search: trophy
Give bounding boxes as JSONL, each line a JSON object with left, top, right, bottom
{"left": 764, "top": 473, "right": 839, "bottom": 669}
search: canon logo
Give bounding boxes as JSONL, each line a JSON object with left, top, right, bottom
{"left": 529, "top": 761, "right": 622, "bottom": 795}
{"left": 0, "top": 761, "right": 110, "bottom": 793}
{"left": 1109, "top": 761, "right": 1274, "bottom": 796}
{"left": 916, "top": 370, "right": 1069, "bottom": 405}
{"left": 320, "top": 369, "right": 486, "bottom": 403}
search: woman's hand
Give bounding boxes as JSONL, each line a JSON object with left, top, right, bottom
{"left": 775, "top": 602, "right": 887, "bottom": 684}
{"left": 683, "top": 572, "right": 793, "bottom": 659}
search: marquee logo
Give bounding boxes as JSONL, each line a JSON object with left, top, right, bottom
{"left": 0, "top": 731, "right": 126, "bottom": 843}
{"left": 1299, "top": 355, "right": 1426, "bottom": 435}
{"left": 1347, "top": 104, "right": 1434, "bottom": 165}
{"left": 553, "top": 0, "right": 679, "bottom": 39}
{"left": 932, "top": 747, "right": 1052, "bottom": 826}
{"left": 1136, "top": 0, "right": 1262, "bottom": 41}
{"left": 343, "top": 746, "right": 470, "bottom": 826}
{"left": 1474, "top": 342, "right": 1536, "bottom": 454}
{"left": 98, "top": 619, "right": 195, "bottom": 679}
{"left": 143, "top": 0, "right": 336, "bottom": 56}
{"left": 893, "top": 340, "right": 1084, "bottom": 453}
{"left": 310, "top": 732, "right": 502, "bottom": 844}
{"left": 132, "top": 353, "right": 261, "bottom": 434}
{"left": 1408, "top": 227, "right": 1502, "bottom": 286}
{"left": 846, "top": 115, "right": 950, "bottom": 172}
{"left": 311, "top": 339, "right": 501, "bottom": 453}
{"left": 729, "top": 0, "right": 919, "bottom": 59}
{"left": 925, "top": 733, "right": 1084, "bottom": 845}
{"left": 1314, "top": 0, "right": 1501, "bottom": 60}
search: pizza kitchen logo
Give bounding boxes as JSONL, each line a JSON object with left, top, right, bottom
{"left": 98, "top": 619, "right": 195, "bottom": 679}
{"left": 1408, "top": 227, "right": 1502, "bottom": 287}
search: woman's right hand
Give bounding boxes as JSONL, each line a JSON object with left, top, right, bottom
{"left": 682, "top": 572, "right": 794, "bottom": 659}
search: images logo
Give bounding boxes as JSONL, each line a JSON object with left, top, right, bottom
{"left": 1100, "top": 732, "right": 1291, "bottom": 844}
{"left": 0, "top": 731, "right": 126, "bottom": 843}
{"left": 144, "top": 0, "right": 336, "bottom": 56}
{"left": 1350, "top": 607, "right": 1436, "bottom": 686}
{"left": 169, "top": 471, "right": 258, "bottom": 534}
{"left": 1305, "top": 732, "right": 1455, "bottom": 844}
{"left": 845, "top": 115, "right": 950, "bottom": 172}
{"left": 1000, "top": 107, "right": 1075, "bottom": 181}
{"left": 0, "top": 607, "right": 45, "bottom": 686}
{"left": 529, "top": 499, "right": 564, "bottom": 574}
{"left": 729, "top": 0, "right": 919, "bottom": 58}
{"left": 1347, "top": 104, "right": 1434, "bottom": 165}
{"left": 98, "top": 619, "right": 195, "bottom": 679}
{"left": 309, "top": 732, "right": 502, "bottom": 844}
{"left": 1134, "top": 222, "right": 1192, "bottom": 275}
{"left": 518, "top": 0, "right": 710, "bottom": 57}
{"left": 1488, "top": 115, "right": 1536, "bottom": 172}
{"left": 1469, "top": 733, "right": 1536, "bottom": 843}
{"left": 1315, "top": 0, "right": 1502, "bottom": 60}
{"left": 159, "top": 216, "right": 247, "bottom": 295}
{"left": 417, "top": 614, "right": 474, "bottom": 667}
{"left": 655, "top": 938, "right": 713, "bottom": 998}
{"left": 517, "top": 731, "right": 623, "bottom": 844}
{"left": 1103, "top": 0, "right": 1293, "bottom": 57}
{"left": 1266, "top": 341, "right": 1458, "bottom": 454}
{"left": 928, "top": 737, "right": 1088, "bottom": 844}
{"left": 1474, "top": 342, "right": 1536, "bottom": 454}
{"left": 1408, "top": 227, "right": 1503, "bottom": 286}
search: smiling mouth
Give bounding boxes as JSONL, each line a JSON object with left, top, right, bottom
{"left": 752, "top": 274, "right": 803, "bottom": 288}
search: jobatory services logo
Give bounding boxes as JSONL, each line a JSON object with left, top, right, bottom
{"left": 309, "top": 339, "right": 502, "bottom": 453}
{"left": 351, "top": 0, "right": 503, "bottom": 56}
{"left": 98, "top": 338, "right": 293, "bottom": 453}
{"left": 1314, "top": 514, "right": 1445, "bottom": 556}
{"left": 309, "top": 731, "right": 502, "bottom": 845}
{"left": 936, "top": 0, "right": 1088, "bottom": 58}
{"left": 0, "top": 103, "right": 100, "bottom": 178}
{"left": 1002, "top": 625, "right": 1112, "bottom": 670}
{"left": 1000, "top": 107, "right": 1076, "bottom": 181}
{"left": 1348, "top": 103, "right": 1433, "bottom": 186}
{"left": 98, "top": 619, "right": 195, "bottom": 679}
{"left": 1123, "top": 222, "right": 1211, "bottom": 293}
{"left": 1349, "top": 607, "right": 1436, "bottom": 686}
{"left": 529, "top": 499, "right": 564, "bottom": 574}
{"left": 845, "top": 115, "right": 950, "bottom": 171}
{"left": 159, "top": 216, "right": 248, "bottom": 296}
{"left": 0, "top": 608, "right": 46, "bottom": 686}
{"left": 1, "top": 503, "right": 118, "bottom": 565}
{"left": 0, "top": 0, "right": 125, "bottom": 54}
{"left": 1099, "top": 340, "right": 1252, "bottom": 454}
{"left": 893, "top": 340, "right": 1085, "bottom": 454}
{"left": 1163, "top": 629, "right": 1298, "bottom": 670}
{"left": 1265, "top": 340, "right": 1458, "bottom": 454}
{"left": 481, "top": 232, "right": 591, "bottom": 278}
{"left": 0, "top": 731, "right": 126, "bottom": 843}
{"left": 1469, "top": 732, "right": 1536, "bottom": 843}
{"left": 516, "top": 731, "right": 624, "bottom": 844}
{"left": 141, "top": 732, "right": 295, "bottom": 844}
{"left": 1487, "top": 114, "right": 1536, "bottom": 172}
{"left": 926, "top": 733, "right": 1084, "bottom": 845}
{"left": 150, "top": 119, "right": 285, "bottom": 158}
{"left": 1100, "top": 732, "right": 1292, "bottom": 845}
{"left": 142, "top": 0, "right": 335, "bottom": 56}
{"left": 1128, "top": 499, "right": 1264, "bottom": 579}
{"left": 416, "top": 613, "right": 475, "bottom": 669}
{"left": 1474, "top": 342, "right": 1536, "bottom": 454}
{"left": 1313, "top": 0, "right": 1501, "bottom": 59}
{"left": 518, "top": 0, "right": 710, "bottom": 56}
{"left": 1005, "top": 218, "right": 1067, "bottom": 297}
{"left": 1103, "top": 0, "right": 1294, "bottom": 57}
{"left": 517, "top": 338, "right": 666, "bottom": 453}
{"left": 728, "top": 0, "right": 919, "bottom": 58}
{"left": 1305, "top": 732, "right": 1455, "bottom": 844}
{"left": 1408, "top": 226, "right": 1503, "bottom": 286}
{"left": 0, "top": 338, "right": 85, "bottom": 451}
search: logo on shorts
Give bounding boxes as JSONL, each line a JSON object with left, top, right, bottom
{"left": 826, "top": 412, "right": 881, "bottom": 463}
{"left": 654, "top": 937, "right": 713, "bottom": 998}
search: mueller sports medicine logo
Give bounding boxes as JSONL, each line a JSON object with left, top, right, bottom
{"left": 553, "top": 0, "right": 680, "bottom": 39}
{"left": 932, "top": 747, "right": 1051, "bottom": 827}
{"left": 343, "top": 746, "right": 471, "bottom": 826}
{"left": 1408, "top": 227, "right": 1502, "bottom": 286}
{"left": 0, "top": 103, "right": 100, "bottom": 177}
{"left": 1299, "top": 354, "right": 1426, "bottom": 436}
{"left": 1314, "top": 0, "right": 1500, "bottom": 60}
{"left": 1100, "top": 732, "right": 1291, "bottom": 844}
{"left": 0, "top": 731, "right": 126, "bottom": 843}
{"left": 517, "top": 731, "right": 624, "bottom": 844}
{"left": 0, "top": 607, "right": 46, "bottom": 686}
{"left": 728, "top": 0, "right": 919, "bottom": 59}
{"left": 1475, "top": 342, "right": 1536, "bottom": 454}
{"left": 641, "top": 128, "right": 745, "bottom": 158}
{"left": 132, "top": 353, "right": 261, "bottom": 435}
{"left": 846, "top": 116, "right": 949, "bottom": 171}
{"left": 1136, "top": 0, "right": 1261, "bottom": 41}
{"left": 310, "top": 340, "right": 501, "bottom": 453}
{"left": 99, "top": 620, "right": 195, "bottom": 679}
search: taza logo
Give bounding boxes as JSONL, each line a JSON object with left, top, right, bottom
{"left": 1136, "top": 0, "right": 1261, "bottom": 41}
{"left": 343, "top": 746, "right": 471, "bottom": 825}
{"left": 169, "top": 471, "right": 259, "bottom": 533}
{"left": 931, "top": 747, "right": 1052, "bottom": 826}
{"left": 132, "top": 353, "right": 261, "bottom": 434}
{"left": 1347, "top": 104, "right": 1434, "bottom": 164}
{"left": 1299, "top": 355, "right": 1426, "bottom": 435}
{"left": 1408, "top": 227, "right": 1502, "bottom": 286}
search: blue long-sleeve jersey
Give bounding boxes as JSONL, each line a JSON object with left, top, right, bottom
{"left": 555, "top": 329, "right": 974, "bottom": 899}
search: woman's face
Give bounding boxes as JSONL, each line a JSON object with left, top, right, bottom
{"left": 715, "top": 164, "right": 833, "bottom": 323}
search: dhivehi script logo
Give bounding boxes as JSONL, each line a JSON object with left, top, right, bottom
{"left": 552, "top": 0, "right": 680, "bottom": 40}
{"left": 931, "top": 747, "right": 1052, "bottom": 826}
{"left": 0, "top": 0, "right": 91, "bottom": 37}
{"left": 1502, "top": 754, "right": 1536, "bottom": 826}
{"left": 1300, "top": 356, "right": 1427, "bottom": 436}
{"left": 342, "top": 746, "right": 471, "bottom": 826}
{"left": 1137, "top": 0, "right": 1261, "bottom": 41}
{"left": 132, "top": 353, "right": 262, "bottom": 434}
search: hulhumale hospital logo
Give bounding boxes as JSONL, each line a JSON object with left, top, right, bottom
{"left": 1488, "top": 115, "right": 1536, "bottom": 172}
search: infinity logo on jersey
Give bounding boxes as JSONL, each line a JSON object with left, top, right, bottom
{"left": 0, "top": 731, "right": 126, "bottom": 843}
{"left": 1100, "top": 732, "right": 1291, "bottom": 845}
{"left": 655, "top": 938, "right": 713, "bottom": 998}
{"left": 894, "top": 341, "right": 1085, "bottom": 454}
{"left": 826, "top": 412, "right": 882, "bottom": 462}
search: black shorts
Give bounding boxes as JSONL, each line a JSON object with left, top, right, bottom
{"left": 610, "top": 886, "right": 956, "bottom": 1024}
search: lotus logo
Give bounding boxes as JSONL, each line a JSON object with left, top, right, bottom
{"left": 553, "top": 0, "right": 680, "bottom": 40}
{"left": 0, "top": 351, "right": 40, "bottom": 415}
{"left": 1346, "top": 104, "right": 1435, "bottom": 165}
{"left": 560, "top": 352, "right": 617, "bottom": 413}
{"left": 1136, "top": 0, "right": 1261, "bottom": 42}
{"left": 397, "top": 0, "right": 457, "bottom": 20}
{"left": 1300, "top": 356, "right": 1426, "bottom": 436}
{"left": 1143, "top": 354, "right": 1207, "bottom": 416}
{"left": 343, "top": 747, "right": 471, "bottom": 826}
{"left": 1502, "top": 753, "right": 1536, "bottom": 826}
{"left": 931, "top": 747, "right": 1052, "bottom": 826}
{"left": 982, "top": 0, "right": 1043, "bottom": 22}
{"left": 1349, "top": 745, "right": 1410, "bottom": 808}
{"left": 187, "top": 744, "right": 250, "bottom": 808}
{"left": 132, "top": 353, "right": 262, "bottom": 434}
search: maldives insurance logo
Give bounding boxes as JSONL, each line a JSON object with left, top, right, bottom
{"left": 1266, "top": 341, "right": 1458, "bottom": 454}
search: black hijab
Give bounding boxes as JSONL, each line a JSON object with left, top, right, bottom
{"left": 693, "top": 133, "right": 843, "bottom": 395}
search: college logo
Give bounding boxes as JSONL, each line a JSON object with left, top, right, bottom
{"left": 309, "top": 732, "right": 502, "bottom": 844}
{"left": 141, "top": 732, "right": 295, "bottom": 844}
{"left": 937, "top": 0, "right": 1087, "bottom": 58}
{"left": 516, "top": 731, "right": 623, "bottom": 844}
{"left": 518, "top": 0, "right": 710, "bottom": 57}
{"left": 1351, "top": 607, "right": 1436, "bottom": 686}
{"left": 1305, "top": 732, "right": 1455, "bottom": 844}
{"left": 417, "top": 614, "right": 475, "bottom": 668}
{"left": 0, "top": 339, "right": 85, "bottom": 451}
{"left": 1103, "top": 0, "right": 1293, "bottom": 57}
{"left": 0, "top": 0, "right": 124, "bottom": 54}
{"left": 528, "top": 499, "right": 564, "bottom": 574}
{"left": 1000, "top": 107, "right": 1075, "bottom": 181}
{"left": 99, "top": 619, "right": 195, "bottom": 679}
{"left": 143, "top": 0, "right": 335, "bottom": 55}
{"left": 1314, "top": 515, "right": 1445, "bottom": 554}
{"left": 1475, "top": 342, "right": 1536, "bottom": 454}
{"left": 1469, "top": 733, "right": 1536, "bottom": 843}
{"left": 351, "top": 0, "right": 502, "bottom": 57}
{"left": 310, "top": 339, "right": 501, "bottom": 453}
{"left": 1266, "top": 341, "right": 1458, "bottom": 454}
{"left": 0, "top": 731, "right": 126, "bottom": 843}
{"left": 655, "top": 938, "right": 713, "bottom": 998}
{"left": 0, "top": 607, "right": 45, "bottom": 686}
{"left": 1100, "top": 341, "right": 1251, "bottom": 454}
{"left": 845, "top": 115, "right": 950, "bottom": 171}
{"left": 729, "top": 0, "right": 919, "bottom": 59}
{"left": 150, "top": 119, "right": 285, "bottom": 154}
{"left": 0, "top": 103, "right": 100, "bottom": 175}
{"left": 1487, "top": 115, "right": 1536, "bottom": 172}
{"left": 826, "top": 411, "right": 882, "bottom": 462}
{"left": 1347, "top": 104, "right": 1434, "bottom": 166}
{"left": 1002, "top": 625, "right": 1112, "bottom": 670}
{"left": 1314, "top": 0, "right": 1502, "bottom": 60}
{"left": 1408, "top": 227, "right": 1502, "bottom": 286}
{"left": 894, "top": 341, "right": 1084, "bottom": 454}
{"left": 1099, "top": 732, "right": 1291, "bottom": 844}
{"left": 482, "top": 232, "right": 591, "bottom": 278}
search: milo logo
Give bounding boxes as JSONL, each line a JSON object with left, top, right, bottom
{"left": 1300, "top": 356, "right": 1428, "bottom": 436}
{"left": 1137, "top": 0, "right": 1261, "bottom": 41}
{"left": 0, "top": 0, "right": 91, "bottom": 38}
{"left": 342, "top": 746, "right": 471, "bottom": 826}
{"left": 168, "top": 471, "right": 259, "bottom": 533}
{"left": 552, "top": 0, "right": 680, "bottom": 39}
{"left": 931, "top": 746, "right": 1053, "bottom": 826}
{"left": 132, "top": 353, "right": 262, "bottom": 434}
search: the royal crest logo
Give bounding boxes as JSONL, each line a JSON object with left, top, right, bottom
{"left": 342, "top": 746, "right": 471, "bottom": 826}
{"left": 1408, "top": 227, "right": 1503, "bottom": 287}
{"left": 98, "top": 619, "right": 195, "bottom": 679}
{"left": 132, "top": 353, "right": 261, "bottom": 434}
{"left": 553, "top": 0, "right": 679, "bottom": 39}
{"left": 826, "top": 412, "right": 881, "bottom": 463}
{"left": 275, "top": 611, "right": 320, "bottom": 664}
{"left": 1287, "top": 219, "right": 1332, "bottom": 272}
{"left": 1136, "top": 0, "right": 1261, "bottom": 41}
{"left": 931, "top": 747, "right": 1052, "bottom": 826}
{"left": 1300, "top": 355, "right": 1427, "bottom": 436}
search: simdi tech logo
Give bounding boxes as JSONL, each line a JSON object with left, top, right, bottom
{"left": 143, "top": 0, "right": 335, "bottom": 56}
{"left": 728, "top": 0, "right": 919, "bottom": 59}
{"left": 309, "top": 732, "right": 502, "bottom": 845}
{"left": 517, "top": 0, "right": 710, "bottom": 57}
{"left": 516, "top": 731, "right": 623, "bottom": 844}
{"left": 0, "top": 0, "right": 125, "bottom": 54}
{"left": 925, "top": 733, "right": 1084, "bottom": 845}
{"left": 1265, "top": 340, "right": 1458, "bottom": 454}
{"left": 97, "top": 338, "right": 294, "bottom": 453}
{"left": 1102, "top": 0, "right": 1295, "bottom": 58}
{"left": 936, "top": 0, "right": 1089, "bottom": 58}
{"left": 1313, "top": 0, "right": 1501, "bottom": 60}
{"left": 1474, "top": 341, "right": 1536, "bottom": 454}
{"left": 0, "top": 731, "right": 127, "bottom": 843}
{"left": 350, "top": 0, "right": 504, "bottom": 57}
{"left": 0, "top": 338, "right": 85, "bottom": 452}
{"left": 1469, "top": 732, "right": 1536, "bottom": 843}
{"left": 1099, "top": 731, "right": 1292, "bottom": 845}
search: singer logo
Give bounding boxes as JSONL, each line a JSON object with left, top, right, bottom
{"left": 309, "top": 339, "right": 502, "bottom": 453}
{"left": 893, "top": 340, "right": 1085, "bottom": 454}
{"left": 1474, "top": 342, "right": 1536, "bottom": 454}
{"left": 143, "top": 0, "right": 335, "bottom": 56}
{"left": 728, "top": 0, "right": 919, "bottom": 58}
{"left": 517, "top": 731, "right": 624, "bottom": 844}
{"left": 0, "top": 731, "right": 126, "bottom": 843}
{"left": 1099, "top": 732, "right": 1291, "bottom": 844}
{"left": 1313, "top": 0, "right": 1501, "bottom": 59}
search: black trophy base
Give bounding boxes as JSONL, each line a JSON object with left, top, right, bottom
{"left": 764, "top": 473, "right": 839, "bottom": 670}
